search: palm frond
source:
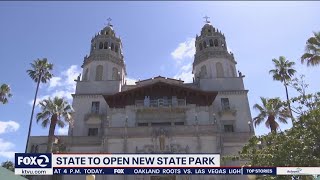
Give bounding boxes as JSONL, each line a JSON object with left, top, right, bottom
{"left": 301, "top": 31, "right": 320, "bottom": 66}
{"left": 41, "top": 118, "right": 50, "bottom": 128}
{"left": 0, "top": 84, "right": 12, "bottom": 104}
{"left": 253, "top": 97, "right": 289, "bottom": 133}
{"left": 57, "top": 119, "right": 66, "bottom": 128}
{"left": 27, "top": 58, "right": 53, "bottom": 83}
{"left": 36, "top": 96, "right": 74, "bottom": 132}
{"left": 270, "top": 56, "right": 296, "bottom": 83}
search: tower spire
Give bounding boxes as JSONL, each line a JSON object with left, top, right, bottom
{"left": 107, "top": 17, "right": 112, "bottom": 26}
{"left": 203, "top": 15, "right": 210, "bottom": 24}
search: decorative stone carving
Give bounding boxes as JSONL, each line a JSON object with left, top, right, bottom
{"left": 159, "top": 129, "right": 166, "bottom": 151}
{"left": 193, "top": 50, "right": 237, "bottom": 67}
{"left": 82, "top": 53, "right": 125, "bottom": 68}
{"left": 135, "top": 128, "right": 189, "bottom": 153}
{"left": 135, "top": 144, "right": 189, "bottom": 154}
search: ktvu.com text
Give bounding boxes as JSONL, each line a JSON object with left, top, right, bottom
{"left": 14, "top": 153, "right": 320, "bottom": 176}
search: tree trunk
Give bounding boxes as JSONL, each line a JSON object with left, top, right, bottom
{"left": 284, "top": 80, "right": 294, "bottom": 123}
{"left": 25, "top": 74, "right": 42, "bottom": 153}
{"left": 46, "top": 114, "right": 57, "bottom": 153}
{"left": 269, "top": 116, "right": 277, "bottom": 133}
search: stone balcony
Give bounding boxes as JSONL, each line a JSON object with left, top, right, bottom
{"left": 135, "top": 98, "right": 186, "bottom": 108}
{"left": 84, "top": 112, "right": 107, "bottom": 125}
{"left": 103, "top": 127, "right": 251, "bottom": 143}
{"left": 84, "top": 112, "right": 107, "bottom": 120}
{"left": 218, "top": 105, "right": 237, "bottom": 116}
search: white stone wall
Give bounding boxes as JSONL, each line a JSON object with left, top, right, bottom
{"left": 72, "top": 95, "right": 108, "bottom": 136}
{"left": 185, "top": 106, "right": 212, "bottom": 125}
{"left": 69, "top": 146, "right": 101, "bottom": 153}
{"left": 199, "top": 78, "right": 244, "bottom": 91}
{"left": 82, "top": 58, "right": 125, "bottom": 82}
{"left": 193, "top": 57, "right": 237, "bottom": 79}
{"left": 75, "top": 80, "right": 122, "bottom": 94}
{"left": 108, "top": 106, "right": 136, "bottom": 127}
{"left": 212, "top": 92, "right": 252, "bottom": 133}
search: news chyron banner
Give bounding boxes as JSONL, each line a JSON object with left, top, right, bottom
{"left": 15, "top": 153, "right": 320, "bottom": 176}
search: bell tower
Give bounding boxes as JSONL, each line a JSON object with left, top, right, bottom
{"left": 193, "top": 17, "right": 243, "bottom": 91}
{"left": 76, "top": 19, "right": 127, "bottom": 94}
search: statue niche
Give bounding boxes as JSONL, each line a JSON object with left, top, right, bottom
{"left": 159, "top": 128, "right": 166, "bottom": 151}
{"left": 135, "top": 128, "right": 189, "bottom": 153}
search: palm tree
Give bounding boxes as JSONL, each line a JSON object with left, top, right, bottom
{"left": 36, "top": 96, "right": 73, "bottom": 153}
{"left": 301, "top": 31, "right": 320, "bottom": 66}
{"left": 269, "top": 56, "right": 296, "bottom": 121}
{"left": 25, "top": 58, "right": 53, "bottom": 153}
{"left": 1, "top": 160, "right": 14, "bottom": 171}
{"left": 253, "top": 97, "right": 290, "bottom": 133}
{"left": 0, "top": 84, "right": 12, "bottom": 104}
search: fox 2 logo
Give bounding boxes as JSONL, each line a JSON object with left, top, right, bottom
{"left": 15, "top": 153, "right": 52, "bottom": 168}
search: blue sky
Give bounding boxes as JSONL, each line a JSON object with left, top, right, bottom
{"left": 0, "top": 2, "right": 319, "bottom": 162}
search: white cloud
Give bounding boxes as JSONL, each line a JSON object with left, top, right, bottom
{"left": 62, "top": 65, "right": 81, "bottom": 92}
{"left": 0, "top": 121, "right": 20, "bottom": 134}
{"left": 0, "top": 138, "right": 16, "bottom": 159}
{"left": 57, "top": 126, "right": 69, "bottom": 135}
{"left": 0, "top": 121, "right": 20, "bottom": 159}
{"left": 170, "top": 38, "right": 195, "bottom": 83}
{"left": 29, "top": 65, "right": 81, "bottom": 106}
{"left": 126, "top": 77, "right": 137, "bottom": 85}
{"left": 171, "top": 38, "right": 195, "bottom": 63}
{"left": 174, "top": 63, "right": 193, "bottom": 83}
{"left": 48, "top": 77, "right": 62, "bottom": 89}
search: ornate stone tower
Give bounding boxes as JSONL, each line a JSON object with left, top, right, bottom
{"left": 192, "top": 17, "right": 253, "bottom": 142}
{"left": 71, "top": 20, "right": 127, "bottom": 136}
{"left": 192, "top": 19, "right": 242, "bottom": 92}
{"left": 77, "top": 20, "right": 127, "bottom": 95}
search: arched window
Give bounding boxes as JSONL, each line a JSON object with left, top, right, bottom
{"left": 95, "top": 65, "right": 103, "bottom": 81}
{"left": 104, "top": 42, "right": 108, "bottom": 49}
{"left": 112, "top": 67, "right": 120, "bottom": 80}
{"left": 111, "top": 43, "right": 114, "bottom": 51}
{"left": 230, "top": 65, "right": 235, "bottom": 77}
{"left": 214, "top": 39, "right": 219, "bottom": 47}
{"left": 216, "top": 62, "right": 224, "bottom": 77}
{"left": 99, "top": 42, "right": 103, "bottom": 49}
{"left": 93, "top": 43, "right": 96, "bottom": 50}
{"left": 199, "top": 43, "right": 203, "bottom": 51}
{"left": 83, "top": 68, "right": 89, "bottom": 81}
{"left": 203, "top": 41, "right": 207, "bottom": 48}
{"left": 115, "top": 45, "right": 119, "bottom": 53}
{"left": 209, "top": 39, "right": 214, "bottom": 47}
{"left": 200, "top": 65, "right": 207, "bottom": 78}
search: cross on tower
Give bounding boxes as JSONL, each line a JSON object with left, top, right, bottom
{"left": 107, "top": 17, "right": 112, "bottom": 26}
{"left": 203, "top": 15, "right": 210, "bottom": 23}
